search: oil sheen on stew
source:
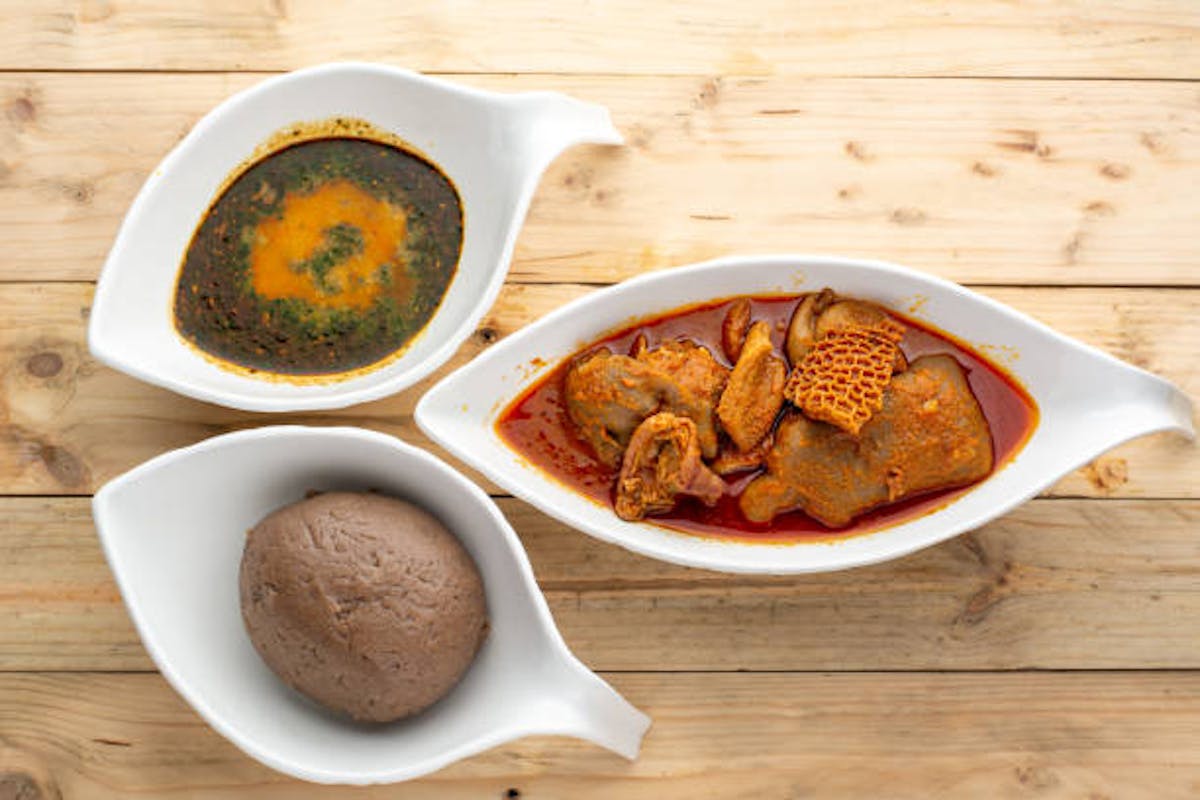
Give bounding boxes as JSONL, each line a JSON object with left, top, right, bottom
{"left": 174, "top": 136, "right": 462, "bottom": 376}
{"left": 496, "top": 294, "right": 1038, "bottom": 543}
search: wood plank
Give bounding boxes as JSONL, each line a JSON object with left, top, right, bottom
{"left": 1, "top": 282, "right": 1194, "bottom": 498}
{"left": 2, "top": 73, "right": 1199, "bottom": 285}
{"left": 0, "top": 1, "right": 1196, "bottom": 77}
{"left": 4, "top": 496, "right": 1198, "bottom": 672}
{"left": 1, "top": 671, "right": 1198, "bottom": 798}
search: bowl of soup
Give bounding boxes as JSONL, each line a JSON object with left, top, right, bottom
{"left": 89, "top": 62, "right": 622, "bottom": 411}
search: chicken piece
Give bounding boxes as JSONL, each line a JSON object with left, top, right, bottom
{"left": 740, "top": 355, "right": 994, "bottom": 527}
{"left": 710, "top": 431, "right": 773, "bottom": 476}
{"left": 717, "top": 321, "right": 787, "bottom": 452}
{"left": 722, "top": 298, "right": 752, "bottom": 362}
{"left": 564, "top": 348, "right": 719, "bottom": 468}
{"left": 636, "top": 339, "right": 729, "bottom": 406}
{"left": 615, "top": 413, "right": 726, "bottom": 521}
{"left": 786, "top": 289, "right": 907, "bottom": 372}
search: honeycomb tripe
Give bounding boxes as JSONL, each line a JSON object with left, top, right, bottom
{"left": 784, "top": 320, "right": 906, "bottom": 435}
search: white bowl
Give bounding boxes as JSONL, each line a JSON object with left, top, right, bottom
{"left": 89, "top": 63, "right": 622, "bottom": 412}
{"left": 92, "top": 426, "right": 649, "bottom": 784}
{"left": 416, "top": 254, "right": 1195, "bottom": 575}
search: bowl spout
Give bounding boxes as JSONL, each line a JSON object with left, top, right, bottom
{"left": 520, "top": 653, "right": 650, "bottom": 760}
{"left": 1050, "top": 350, "right": 1195, "bottom": 469}
{"left": 502, "top": 91, "right": 624, "bottom": 174}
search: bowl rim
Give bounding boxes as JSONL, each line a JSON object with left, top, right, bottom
{"left": 91, "top": 424, "right": 572, "bottom": 783}
{"left": 88, "top": 62, "right": 543, "bottom": 413}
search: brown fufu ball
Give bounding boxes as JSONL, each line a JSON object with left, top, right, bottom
{"left": 239, "top": 491, "right": 488, "bottom": 723}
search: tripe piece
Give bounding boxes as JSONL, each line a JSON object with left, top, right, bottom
{"left": 784, "top": 319, "right": 905, "bottom": 436}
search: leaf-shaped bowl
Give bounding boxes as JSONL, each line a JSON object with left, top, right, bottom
{"left": 92, "top": 426, "right": 648, "bottom": 784}
{"left": 88, "top": 62, "right": 621, "bottom": 411}
{"left": 416, "top": 254, "right": 1195, "bottom": 575}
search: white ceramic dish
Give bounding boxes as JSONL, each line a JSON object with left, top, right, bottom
{"left": 416, "top": 254, "right": 1195, "bottom": 575}
{"left": 92, "top": 426, "right": 649, "bottom": 784}
{"left": 89, "top": 62, "right": 622, "bottom": 412}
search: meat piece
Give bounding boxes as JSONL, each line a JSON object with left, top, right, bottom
{"left": 564, "top": 348, "right": 719, "bottom": 468}
{"left": 785, "top": 288, "right": 836, "bottom": 366}
{"left": 786, "top": 289, "right": 907, "bottom": 372}
{"left": 740, "top": 355, "right": 994, "bottom": 527}
{"left": 722, "top": 298, "right": 752, "bottom": 362}
{"left": 636, "top": 339, "right": 729, "bottom": 405}
{"left": 615, "top": 413, "right": 725, "bottom": 521}
{"left": 710, "top": 431, "right": 773, "bottom": 476}
{"left": 717, "top": 321, "right": 787, "bottom": 451}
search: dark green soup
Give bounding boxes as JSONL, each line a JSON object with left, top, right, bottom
{"left": 174, "top": 137, "right": 462, "bottom": 376}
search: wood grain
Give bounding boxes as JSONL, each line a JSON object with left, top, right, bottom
{"left": 4, "top": 496, "right": 1198, "bottom": 672}
{"left": 1, "top": 282, "right": 1194, "bottom": 498}
{"left": 1, "top": 3, "right": 1197, "bottom": 797}
{"left": 1, "top": 670, "right": 1198, "bottom": 798}
{"left": 2, "top": 73, "right": 1198, "bottom": 285}
{"left": 0, "top": 1, "right": 1196, "bottom": 77}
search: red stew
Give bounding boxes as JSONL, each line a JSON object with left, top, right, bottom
{"left": 496, "top": 295, "right": 1038, "bottom": 543}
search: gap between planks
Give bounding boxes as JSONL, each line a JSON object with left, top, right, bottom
{"left": 2, "top": 69, "right": 1200, "bottom": 82}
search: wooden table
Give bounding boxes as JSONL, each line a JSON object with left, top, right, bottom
{"left": 1, "top": 3, "right": 1198, "bottom": 797}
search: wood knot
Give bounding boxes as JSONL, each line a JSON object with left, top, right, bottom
{"left": 0, "top": 771, "right": 46, "bottom": 800}
{"left": 970, "top": 161, "right": 998, "bottom": 177}
{"left": 561, "top": 167, "right": 593, "bottom": 191}
{"left": 39, "top": 444, "right": 87, "bottom": 488}
{"left": 626, "top": 123, "right": 654, "bottom": 150}
{"left": 693, "top": 77, "right": 722, "bottom": 110}
{"left": 1083, "top": 200, "right": 1115, "bottom": 218}
{"left": 25, "top": 352, "right": 63, "bottom": 378}
{"left": 1015, "top": 764, "right": 1060, "bottom": 790}
{"left": 504, "top": 790, "right": 521, "bottom": 799}
{"left": 889, "top": 207, "right": 926, "bottom": 226}
{"left": 8, "top": 95, "right": 35, "bottom": 126}
{"left": 995, "top": 129, "right": 1051, "bottom": 156}
{"left": 63, "top": 181, "right": 95, "bottom": 205}
{"left": 1139, "top": 131, "right": 1166, "bottom": 155}
{"left": 476, "top": 327, "right": 499, "bottom": 345}
{"left": 1062, "top": 230, "right": 1084, "bottom": 264}
{"left": 1099, "top": 162, "right": 1131, "bottom": 180}
{"left": 843, "top": 140, "right": 871, "bottom": 161}
{"left": 955, "top": 560, "right": 1015, "bottom": 627}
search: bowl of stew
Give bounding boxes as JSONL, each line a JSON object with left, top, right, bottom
{"left": 89, "top": 62, "right": 621, "bottom": 411}
{"left": 416, "top": 254, "right": 1193, "bottom": 574}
